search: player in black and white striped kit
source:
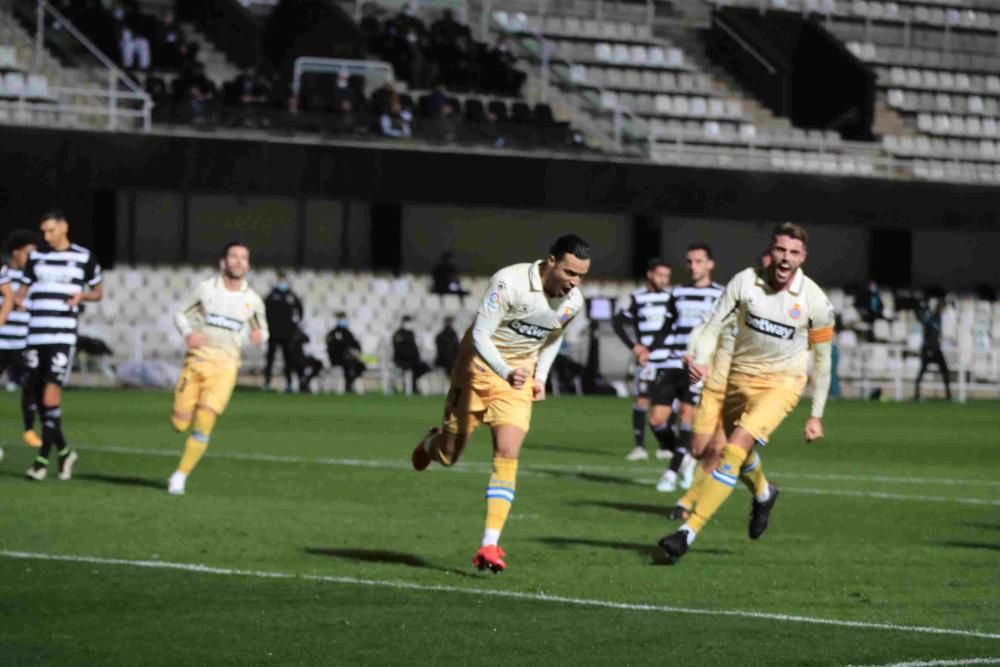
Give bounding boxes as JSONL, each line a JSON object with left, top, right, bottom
{"left": 0, "top": 230, "right": 42, "bottom": 457}
{"left": 648, "top": 243, "right": 723, "bottom": 492}
{"left": 612, "top": 258, "right": 674, "bottom": 461}
{"left": 16, "top": 211, "right": 103, "bottom": 481}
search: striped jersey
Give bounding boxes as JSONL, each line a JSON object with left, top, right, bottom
{"left": 20, "top": 244, "right": 102, "bottom": 347}
{"left": 613, "top": 286, "right": 675, "bottom": 369}
{"left": 658, "top": 281, "right": 724, "bottom": 369}
{"left": 0, "top": 264, "right": 30, "bottom": 350}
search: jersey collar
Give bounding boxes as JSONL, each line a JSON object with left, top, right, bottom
{"left": 216, "top": 275, "right": 248, "bottom": 293}
{"left": 529, "top": 260, "right": 544, "bottom": 292}
{"left": 754, "top": 266, "right": 804, "bottom": 295}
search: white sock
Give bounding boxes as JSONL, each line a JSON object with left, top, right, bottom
{"left": 678, "top": 524, "right": 697, "bottom": 545}
{"left": 755, "top": 487, "right": 771, "bottom": 503}
{"left": 481, "top": 528, "right": 501, "bottom": 547}
{"left": 171, "top": 471, "right": 187, "bottom": 482}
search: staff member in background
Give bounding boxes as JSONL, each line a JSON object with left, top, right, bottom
{"left": 263, "top": 271, "right": 303, "bottom": 392}
{"left": 392, "top": 315, "right": 431, "bottom": 394}
{"left": 326, "top": 312, "right": 366, "bottom": 393}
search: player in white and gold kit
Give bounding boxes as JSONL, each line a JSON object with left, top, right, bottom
{"left": 411, "top": 235, "right": 590, "bottom": 572}
{"left": 655, "top": 223, "right": 834, "bottom": 562}
{"left": 167, "top": 242, "right": 268, "bottom": 495}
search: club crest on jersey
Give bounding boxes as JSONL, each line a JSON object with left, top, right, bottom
{"left": 557, "top": 306, "right": 573, "bottom": 324}
{"left": 509, "top": 320, "right": 552, "bottom": 340}
{"left": 485, "top": 291, "right": 501, "bottom": 313}
{"left": 745, "top": 312, "right": 795, "bottom": 340}
{"left": 789, "top": 304, "right": 802, "bottom": 320}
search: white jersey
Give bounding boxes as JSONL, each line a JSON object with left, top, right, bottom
{"left": 468, "top": 260, "right": 584, "bottom": 381}
{"left": 174, "top": 276, "right": 269, "bottom": 363}
{"left": 693, "top": 266, "right": 834, "bottom": 378}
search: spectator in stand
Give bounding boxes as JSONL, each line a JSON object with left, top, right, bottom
{"left": 431, "top": 251, "right": 468, "bottom": 298}
{"left": 483, "top": 36, "right": 525, "bottom": 96}
{"left": 173, "top": 61, "right": 216, "bottom": 123}
{"left": 914, "top": 299, "right": 952, "bottom": 401}
{"left": 434, "top": 316, "right": 460, "bottom": 375}
{"left": 329, "top": 71, "right": 361, "bottom": 134}
{"left": 392, "top": 315, "right": 430, "bottom": 393}
{"left": 114, "top": 2, "right": 151, "bottom": 70}
{"left": 857, "top": 280, "right": 884, "bottom": 324}
{"left": 377, "top": 87, "right": 412, "bottom": 139}
{"left": 425, "top": 88, "right": 458, "bottom": 143}
{"left": 153, "top": 12, "right": 184, "bottom": 70}
{"left": 287, "top": 327, "right": 324, "bottom": 394}
{"left": 226, "top": 66, "right": 271, "bottom": 127}
{"left": 325, "top": 312, "right": 366, "bottom": 393}
{"left": 263, "top": 271, "right": 304, "bottom": 392}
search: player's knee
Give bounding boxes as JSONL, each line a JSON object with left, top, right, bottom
{"left": 193, "top": 408, "right": 218, "bottom": 436}
{"left": 171, "top": 412, "right": 192, "bottom": 432}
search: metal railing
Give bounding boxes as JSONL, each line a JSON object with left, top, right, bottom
{"left": 292, "top": 57, "right": 396, "bottom": 98}
{"left": 5, "top": 0, "right": 152, "bottom": 130}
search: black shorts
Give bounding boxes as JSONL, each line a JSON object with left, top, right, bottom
{"left": 24, "top": 345, "right": 74, "bottom": 387}
{"left": 649, "top": 368, "right": 697, "bottom": 407}
{"left": 0, "top": 348, "right": 27, "bottom": 382}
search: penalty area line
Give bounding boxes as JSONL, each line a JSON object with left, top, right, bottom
{"left": 1, "top": 549, "right": 999, "bottom": 642}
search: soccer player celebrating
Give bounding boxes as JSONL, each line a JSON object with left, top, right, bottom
{"left": 648, "top": 243, "right": 723, "bottom": 492}
{"left": 612, "top": 258, "right": 672, "bottom": 461}
{"left": 654, "top": 223, "right": 834, "bottom": 563}
{"left": 0, "top": 230, "right": 41, "bottom": 454}
{"left": 411, "top": 235, "right": 590, "bottom": 573}
{"left": 167, "top": 242, "right": 268, "bottom": 495}
{"left": 19, "top": 211, "right": 103, "bottom": 481}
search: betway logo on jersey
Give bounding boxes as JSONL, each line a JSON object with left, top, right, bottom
{"left": 508, "top": 320, "right": 552, "bottom": 340}
{"left": 205, "top": 313, "right": 243, "bottom": 332}
{"left": 745, "top": 312, "right": 795, "bottom": 340}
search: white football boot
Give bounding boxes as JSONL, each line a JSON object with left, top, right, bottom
{"left": 625, "top": 446, "right": 649, "bottom": 461}
{"left": 656, "top": 469, "right": 678, "bottom": 493}
{"left": 167, "top": 471, "right": 187, "bottom": 495}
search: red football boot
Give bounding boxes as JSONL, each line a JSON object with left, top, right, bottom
{"left": 411, "top": 427, "right": 440, "bottom": 471}
{"left": 472, "top": 545, "right": 507, "bottom": 573}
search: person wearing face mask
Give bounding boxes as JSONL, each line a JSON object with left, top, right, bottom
{"left": 392, "top": 315, "right": 430, "bottom": 393}
{"left": 263, "top": 271, "right": 303, "bottom": 392}
{"left": 325, "top": 312, "right": 366, "bottom": 393}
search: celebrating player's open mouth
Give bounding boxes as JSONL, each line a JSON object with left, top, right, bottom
{"left": 773, "top": 261, "right": 793, "bottom": 283}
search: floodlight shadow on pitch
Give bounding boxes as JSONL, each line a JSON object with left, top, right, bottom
{"left": 74, "top": 472, "right": 166, "bottom": 490}
{"left": 572, "top": 499, "right": 673, "bottom": 518}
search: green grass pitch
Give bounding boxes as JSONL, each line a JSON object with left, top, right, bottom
{"left": 0, "top": 390, "right": 997, "bottom": 666}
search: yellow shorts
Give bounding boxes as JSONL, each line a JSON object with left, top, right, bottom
{"left": 723, "top": 372, "right": 806, "bottom": 445}
{"left": 173, "top": 355, "right": 239, "bottom": 417}
{"left": 692, "top": 384, "right": 725, "bottom": 435}
{"left": 443, "top": 353, "right": 533, "bottom": 435}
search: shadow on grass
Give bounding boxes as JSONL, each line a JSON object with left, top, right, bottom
{"left": 961, "top": 522, "right": 1000, "bottom": 531}
{"left": 538, "top": 470, "right": 645, "bottom": 487}
{"left": 535, "top": 536, "right": 734, "bottom": 559}
{"left": 572, "top": 499, "right": 672, "bottom": 517}
{"left": 76, "top": 473, "right": 166, "bottom": 490}
{"left": 939, "top": 541, "right": 1000, "bottom": 553}
{"left": 304, "top": 547, "right": 477, "bottom": 577}
{"left": 530, "top": 443, "right": 609, "bottom": 457}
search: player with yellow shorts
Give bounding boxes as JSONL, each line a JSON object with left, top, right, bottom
{"left": 167, "top": 241, "right": 267, "bottom": 496}
{"left": 654, "top": 223, "right": 834, "bottom": 563}
{"left": 411, "top": 235, "right": 590, "bottom": 573}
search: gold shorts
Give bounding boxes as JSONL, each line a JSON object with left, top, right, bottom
{"left": 173, "top": 355, "right": 239, "bottom": 417}
{"left": 692, "top": 384, "right": 725, "bottom": 435}
{"left": 443, "top": 352, "right": 533, "bottom": 435}
{"left": 723, "top": 372, "right": 806, "bottom": 445}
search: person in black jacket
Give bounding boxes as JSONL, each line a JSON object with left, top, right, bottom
{"left": 392, "top": 315, "right": 430, "bottom": 393}
{"left": 264, "top": 271, "right": 303, "bottom": 391}
{"left": 914, "top": 299, "right": 952, "bottom": 401}
{"left": 434, "top": 315, "right": 460, "bottom": 375}
{"left": 325, "top": 312, "right": 366, "bottom": 393}
{"left": 287, "top": 326, "right": 324, "bottom": 394}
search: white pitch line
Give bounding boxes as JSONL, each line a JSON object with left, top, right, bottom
{"left": 861, "top": 660, "right": 1000, "bottom": 667}
{"left": 1, "top": 549, "right": 999, "bottom": 643}
{"left": 64, "top": 444, "right": 1000, "bottom": 507}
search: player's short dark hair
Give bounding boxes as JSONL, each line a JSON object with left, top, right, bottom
{"left": 646, "top": 257, "right": 670, "bottom": 272}
{"left": 220, "top": 241, "right": 249, "bottom": 258}
{"left": 772, "top": 222, "right": 808, "bottom": 247}
{"left": 335, "top": 311, "right": 347, "bottom": 319}
{"left": 39, "top": 209, "right": 66, "bottom": 225}
{"left": 687, "top": 242, "right": 713, "bottom": 259}
{"left": 4, "top": 229, "right": 39, "bottom": 254}
{"left": 549, "top": 234, "right": 590, "bottom": 261}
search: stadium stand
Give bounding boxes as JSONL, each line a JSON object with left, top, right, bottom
{"left": 79, "top": 266, "right": 998, "bottom": 399}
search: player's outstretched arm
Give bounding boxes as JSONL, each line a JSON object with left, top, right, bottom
{"left": 805, "top": 340, "right": 833, "bottom": 442}
{"left": 692, "top": 272, "right": 743, "bottom": 369}
{"left": 174, "top": 284, "right": 204, "bottom": 346}
{"left": 470, "top": 272, "right": 515, "bottom": 381}
{"left": 0, "top": 282, "right": 13, "bottom": 327}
